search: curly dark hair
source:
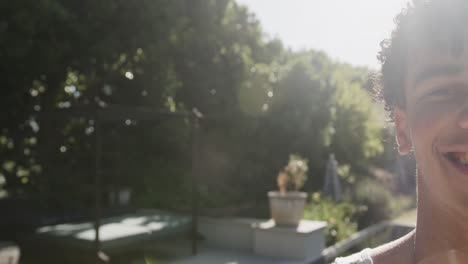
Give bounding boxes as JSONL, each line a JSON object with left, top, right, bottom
{"left": 376, "top": 0, "right": 468, "bottom": 118}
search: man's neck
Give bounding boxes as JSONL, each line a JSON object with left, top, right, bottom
{"left": 415, "top": 182, "right": 468, "bottom": 263}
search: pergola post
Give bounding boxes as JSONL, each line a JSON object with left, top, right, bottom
{"left": 190, "top": 108, "right": 202, "bottom": 255}
{"left": 94, "top": 111, "right": 103, "bottom": 256}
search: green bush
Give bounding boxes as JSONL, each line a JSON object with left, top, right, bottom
{"left": 303, "top": 192, "right": 360, "bottom": 246}
{"left": 355, "top": 179, "right": 415, "bottom": 228}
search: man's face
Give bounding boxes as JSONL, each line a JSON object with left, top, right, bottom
{"left": 396, "top": 43, "right": 468, "bottom": 213}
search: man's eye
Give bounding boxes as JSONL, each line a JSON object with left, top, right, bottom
{"left": 416, "top": 88, "right": 456, "bottom": 104}
{"left": 424, "top": 88, "right": 456, "bottom": 98}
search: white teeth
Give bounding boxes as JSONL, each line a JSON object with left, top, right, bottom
{"left": 458, "top": 154, "right": 468, "bottom": 165}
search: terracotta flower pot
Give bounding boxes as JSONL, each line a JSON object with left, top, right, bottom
{"left": 268, "top": 191, "right": 307, "bottom": 227}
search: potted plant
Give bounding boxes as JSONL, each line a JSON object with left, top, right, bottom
{"left": 268, "top": 154, "right": 308, "bottom": 227}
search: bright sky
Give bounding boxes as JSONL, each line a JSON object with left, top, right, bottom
{"left": 236, "top": 0, "right": 410, "bottom": 69}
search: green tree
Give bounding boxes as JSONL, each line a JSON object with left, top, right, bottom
{"left": 328, "top": 65, "right": 385, "bottom": 173}
{"left": 0, "top": 0, "right": 388, "bottom": 215}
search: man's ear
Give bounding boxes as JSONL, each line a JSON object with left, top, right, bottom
{"left": 394, "top": 108, "right": 412, "bottom": 155}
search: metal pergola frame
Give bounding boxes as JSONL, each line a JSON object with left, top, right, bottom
{"left": 39, "top": 104, "right": 203, "bottom": 258}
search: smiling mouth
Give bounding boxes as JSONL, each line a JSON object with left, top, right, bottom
{"left": 444, "top": 152, "right": 468, "bottom": 171}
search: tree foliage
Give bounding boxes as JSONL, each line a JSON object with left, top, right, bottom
{"left": 0, "top": 0, "right": 387, "bottom": 212}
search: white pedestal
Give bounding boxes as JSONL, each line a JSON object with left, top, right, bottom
{"left": 198, "top": 217, "right": 258, "bottom": 251}
{"left": 254, "top": 220, "right": 327, "bottom": 262}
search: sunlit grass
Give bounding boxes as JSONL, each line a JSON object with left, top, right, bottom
{"left": 392, "top": 208, "right": 416, "bottom": 227}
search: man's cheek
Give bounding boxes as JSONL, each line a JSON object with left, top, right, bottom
{"left": 409, "top": 101, "right": 455, "bottom": 167}
{"left": 410, "top": 101, "right": 456, "bottom": 132}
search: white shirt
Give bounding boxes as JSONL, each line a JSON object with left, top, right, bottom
{"left": 334, "top": 248, "right": 373, "bottom": 264}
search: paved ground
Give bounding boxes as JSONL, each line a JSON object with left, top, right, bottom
{"left": 135, "top": 209, "right": 418, "bottom": 264}
{"left": 161, "top": 248, "right": 311, "bottom": 264}
{"left": 141, "top": 238, "right": 316, "bottom": 264}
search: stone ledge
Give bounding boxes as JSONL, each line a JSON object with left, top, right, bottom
{"left": 198, "top": 217, "right": 327, "bottom": 262}
{"left": 254, "top": 220, "right": 327, "bottom": 262}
